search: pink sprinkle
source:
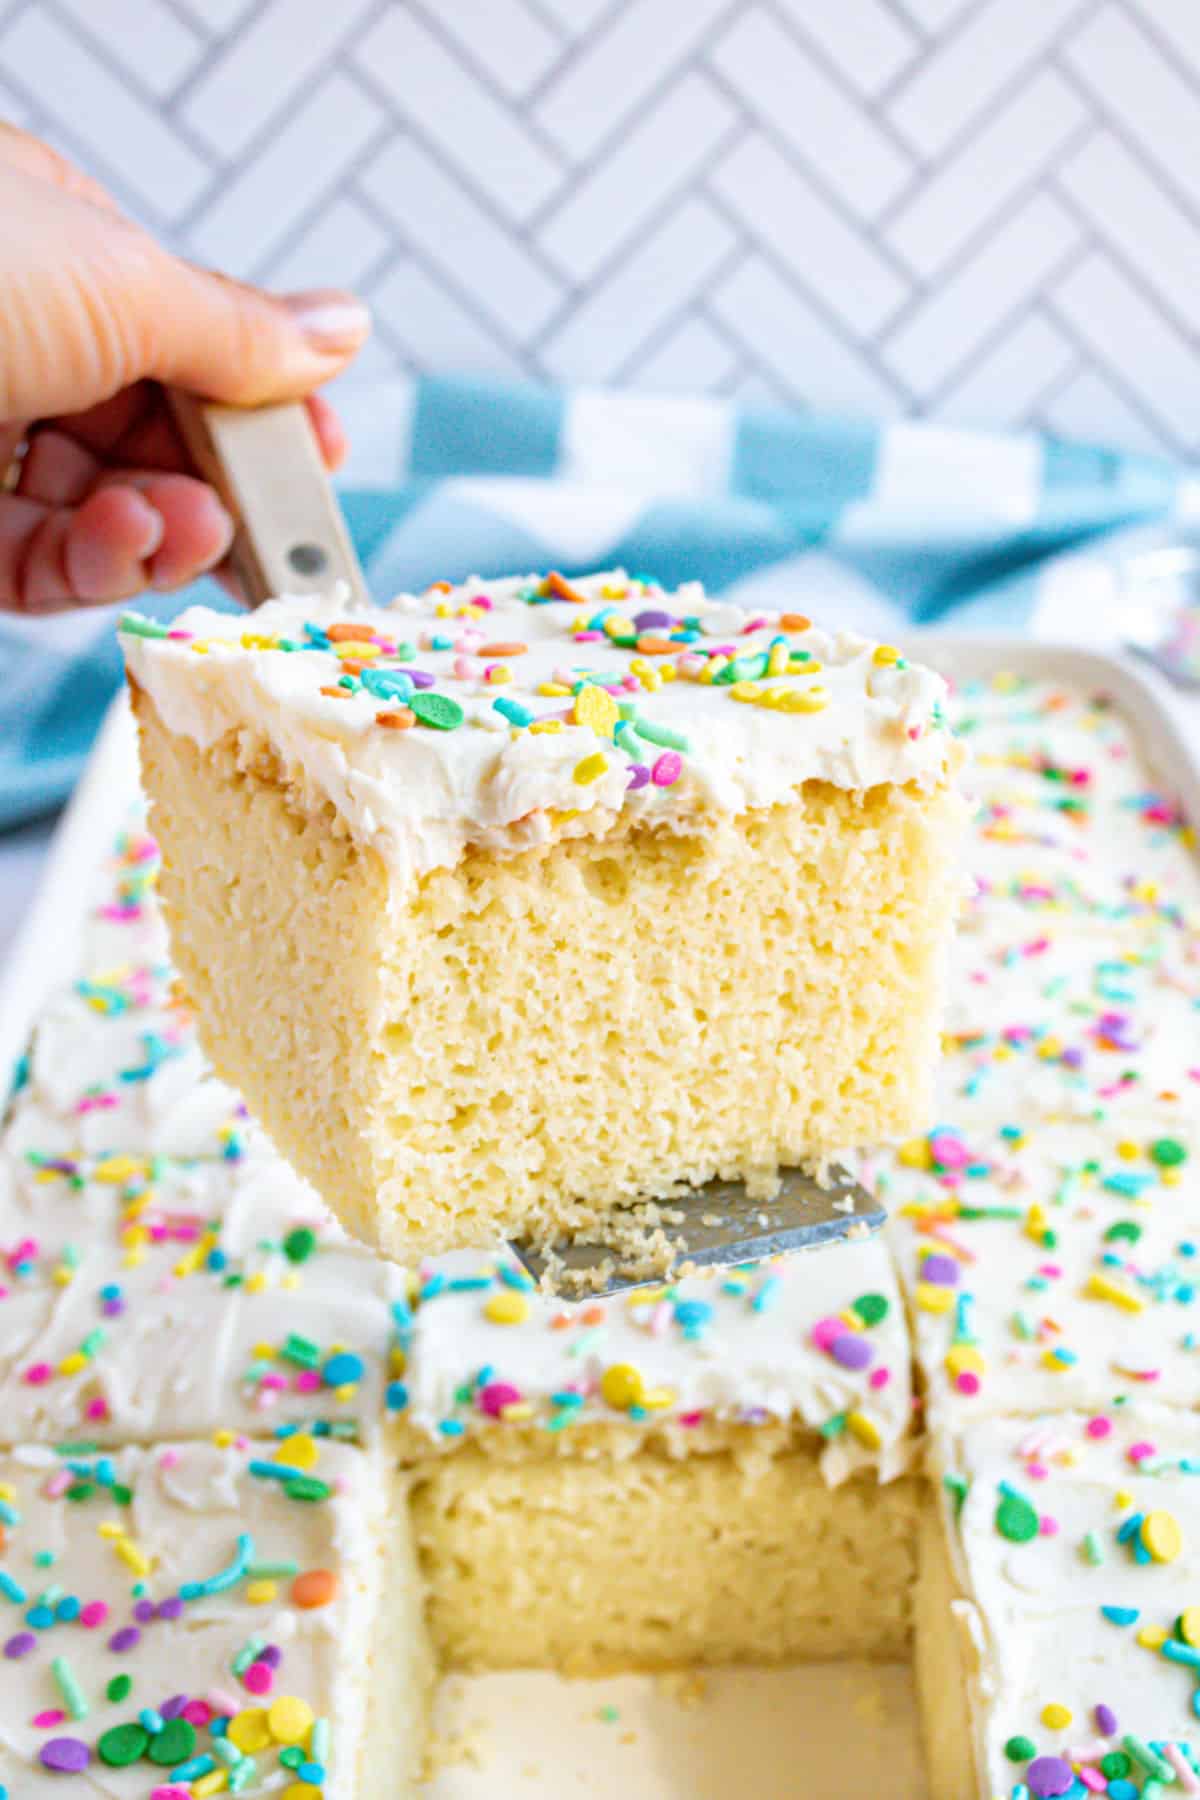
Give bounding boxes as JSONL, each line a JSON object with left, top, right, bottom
{"left": 1127, "top": 1441, "right": 1155, "bottom": 1464}
{"left": 1077, "top": 1769, "right": 1107, "bottom": 1793}
{"left": 152, "top": 1789, "right": 191, "bottom": 1800}
{"left": 471, "top": 594, "right": 493, "bottom": 610}
{"left": 573, "top": 630, "right": 604, "bottom": 643}
{"left": 621, "top": 675, "right": 640, "bottom": 692}
{"left": 869, "top": 1367, "right": 891, "bottom": 1390}
{"left": 84, "top": 1398, "right": 109, "bottom": 1422}
{"left": 206, "top": 1688, "right": 241, "bottom": 1717}
{"left": 166, "top": 629, "right": 193, "bottom": 641}
{"left": 649, "top": 1301, "right": 673, "bottom": 1338}
{"left": 294, "top": 1370, "right": 321, "bottom": 1393}
{"left": 258, "top": 1373, "right": 287, "bottom": 1393}
{"left": 811, "top": 1317, "right": 845, "bottom": 1353}
{"left": 929, "top": 1133, "right": 968, "bottom": 1168}
{"left": 182, "top": 1700, "right": 211, "bottom": 1727}
{"left": 1036, "top": 1264, "right": 1063, "bottom": 1280}
{"left": 955, "top": 1372, "right": 980, "bottom": 1396}
{"left": 651, "top": 751, "right": 682, "bottom": 787}
{"left": 23, "top": 1362, "right": 52, "bottom": 1386}
{"left": 1027, "top": 1462, "right": 1049, "bottom": 1481}
{"left": 678, "top": 1410, "right": 704, "bottom": 1427}
{"left": 453, "top": 657, "right": 477, "bottom": 680}
{"left": 675, "top": 654, "right": 705, "bottom": 678}
{"left": 478, "top": 1381, "right": 522, "bottom": 1419}
{"left": 1086, "top": 1416, "right": 1112, "bottom": 1440}
{"left": 34, "top": 1710, "right": 66, "bottom": 1728}
{"left": 158, "top": 1448, "right": 181, "bottom": 1471}
{"left": 79, "top": 1601, "right": 108, "bottom": 1629}
{"left": 1039, "top": 1515, "right": 1060, "bottom": 1537}
{"left": 44, "top": 1470, "right": 71, "bottom": 1499}
{"left": 12, "top": 1238, "right": 38, "bottom": 1264}
{"left": 242, "top": 1661, "right": 272, "bottom": 1695}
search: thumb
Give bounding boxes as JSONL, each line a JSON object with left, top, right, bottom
{"left": 144, "top": 265, "right": 371, "bottom": 406}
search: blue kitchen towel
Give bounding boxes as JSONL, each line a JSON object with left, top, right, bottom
{"left": 0, "top": 373, "right": 1186, "bottom": 830}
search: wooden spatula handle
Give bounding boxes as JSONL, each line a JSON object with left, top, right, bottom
{"left": 167, "top": 391, "right": 369, "bottom": 608}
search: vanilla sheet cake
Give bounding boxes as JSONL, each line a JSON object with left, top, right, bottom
{"left": 122, "top": 571, "right": 967, "bottom": 1258}
{"left": 4, "top": 661, "right": 1199, "bottom": 1798}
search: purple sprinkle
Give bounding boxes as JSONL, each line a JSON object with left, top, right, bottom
{"left": 102, "top": 1298, "right": 125, "bottom": 1317}
{"left": 831, "top": 1333, "right": 875, "bottom": 1371}
{"left": 5, "top": 1631, "right": 35, "bottom": 1658}
{"left": 1061, "top": 1048, "right": 1085, "bottom": 1069}
{"left": 1026, "top": 1755, "right": 1073, "bottom": 1798}
{"left": 633, "top": 609, "right": 672, "bottom": 632}
{"left": 159, "top": 1694, "right": 187, "bottom": 1719}
{"left": 1094, "top": 1703, "right": 1118, "bottom": 1736}
{"left": 40, "top": 1737, "right": 91, "bottom": 1773}
{"left": 397, "top": 668, "right": 435, "bottom": 690}
{"left": 157, "top": 1597, "right": 184, "bottom": 1622}
{"left": 109, "top": 1626, "right": 140, "bottom": 1654}
{"left": 258, "top": 1644, "right": 282, "bottom": 1669}
{"left": 921, "top": 1253, "right": 960, "bottom": 1288}
{"left": 626, "top": 764, "right": 651, "bottom": 791}
{"left": 133, "top": 1600, "right": 155, "bottom": 1624}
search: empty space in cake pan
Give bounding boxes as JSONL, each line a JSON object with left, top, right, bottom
{"left": 425, "top": 1665, "right": 927, "bottom": 1798}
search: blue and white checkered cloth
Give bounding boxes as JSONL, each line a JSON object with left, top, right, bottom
{"left": 1, "top": 374, "right": 1191, "bottom": 831}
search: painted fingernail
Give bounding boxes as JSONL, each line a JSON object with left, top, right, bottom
{"left": 281, "top": 289, "right": 371, "bottom": 353}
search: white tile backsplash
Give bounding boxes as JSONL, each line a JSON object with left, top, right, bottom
{"left": 3, "top": 0, "right": 1200, "bottom": 458}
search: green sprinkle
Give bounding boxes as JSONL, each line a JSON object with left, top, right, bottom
{"left": 630, "top": 714, "right": 689, "bottom": 753}
{"left": 231, "top": 1636, "right": 265, "bottom": 1677}
{"left": 995, "top": 1487, "right": 1039, "bottom": 1544}
{"left": 942, "top": 1472, "right": 969, "bottom": 1518}
{"left": 1100, "top": 1752, "right": 1131, "bottom": 1779}
{"left": 148, "top": 1717, "right": 197, "bottom": 1767}
{"left": 1123, "top": 1736, "right": 1173, "bottom": 1781}
{"left": 244, "top": 1561, "right": 299, "bottom": 1580}
{"left": 51, "top": 1654, "right": 89, "bottom": 1720}
{"left": 118, "top": 612, "right": 169, "bottom": 639}
{"left": 851, "top": 1293, "right": 889, "bottom": 1327}
{"left": 409, "top": 692, "right": 464, "bottom": 731}
{"left": 819, "top": 1412, "right": 848, "bottom": 1439}
{"left": 284, "top": 1476, "right": 333, "bottom": 1502}
{"left": 98, "top": 1722, "right": 150, "bottom": 1766}
{"left": 1003, "top": 1735, "right": 1036, "bottom": 1762}
{"left": 281, "top": 1333, "right": 320, "bottom": 1369}
{"left": 282, "top": 1228, "right": 316, "bottom": 1264}
{"left": 1081, "top": 1531, "right": 1104, "bottom": 1566}
{"left": 106, "top": 1674, "right": 133, "bottom": 1704}
{"left": 1150, "top": 1137, "right": 1187, "bottom": 1167}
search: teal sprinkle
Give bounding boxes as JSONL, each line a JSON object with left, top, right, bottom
{"left": 171, "top": 1755, "right": 216, "bottom": 1782}
{"left": 229, "top": 1757, "right": 257, "bottom": 1790}
{"left": 1101, "top": 1605, "right": 1139, "bottom": 1626}
{"left": 51, "top": 1655, "right": 88, "bottom": 1720}
{"left": 0, "top": 1501, "right": 20, "bottom": 1527}
{"left": 180, "top": 1532, "right": 253, "bottom": 1600}
{"left": 752, "top": 1276, "right": 781, "bottom": 1312}
{"left": 140, "top": 1708, "right": 164, "bottom": 1733}
{"left": 438, "top": 1420, "right": 465, "bottom": 1438}
{"left": 498, "top": 1263, "right": 534, "bottom": 1291}
{"left": 248, "top": 1460, "right": 295, "bottom": 1483}
{"left": 0, "top": 1572, "right": 26, "bottom": 1603}
{"left": 311, "top": 1720, "right": 330, "bottom": 1765}
{"left": 493, "top": 697, "right": 533, "bottom": 727}
{"left": 212, "top": 1736, "right": 242, "bottom": 1767}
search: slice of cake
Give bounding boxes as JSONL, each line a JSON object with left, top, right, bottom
{"left": 918, "top": 1408, "right": 1200, "bottom": 1800}
{"left": 0, "top": 1435, "right": 430, "bottom": 1796}
{"left": 122, "top": 570, "right": 966, "bottom": 1257}
{"left": 391, "top": 1236, "right": 922, "bottom": 1673}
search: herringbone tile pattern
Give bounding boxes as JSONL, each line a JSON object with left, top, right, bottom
{"left": 4, "top": 0, "right": 1200, "bottom": 455}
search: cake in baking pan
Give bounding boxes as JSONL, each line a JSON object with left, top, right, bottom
{"left": 3, "top": 661, "right": 1197, "bottom": 1794}
{"left": 121, "top": 570, "right": 967, "bottom": 1258}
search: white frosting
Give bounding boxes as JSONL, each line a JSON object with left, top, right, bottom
{"left": 404, "top": 1240, "right": 913, "bottom": 1483}
{"left": 0, "top": 1437, "right": 384, "bottom": 1795}
{"left": 872, "top": 672, "right": 1200, "bottom": 1429}
{"left": 933, "top": 1408, "right": 1200, "bottom": 1796}
{"left": 121, "top": 572, "right": 957, "bottom": 884}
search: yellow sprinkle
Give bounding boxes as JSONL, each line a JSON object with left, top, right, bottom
{"left": 282, "top": 1786, "right": 321, "bottom": 1800}
{"left": 873, "top": 645, "right": 900, "bottom": 665}
{"left": 390, "top": 1347, "right": 407, "bottom": 1375}
{"left": 529, "top": 719, "right": 563, "bottom": 735}
{"left": 767, "top": 643, "right": 790, "bottom": 677}
{"left": 93, "top": 1155, "right": 142, "bottom": 1185}
{"left": 96, "top": 1521, "right": 121, "bottom": 1540}
{"left": 52, "top": 1265, "right": 74, "bottom": 1287}
{"left": 0, "top": 1482, "right": 15, "bottom": 1503}
{"left": 639, "top": 1386, "right": 677, "bottom": 1410}
{"left": 1116, "top": 1139, "right": 1140, "bottom": 1161}
{"left": 190, "top": 642, "right": 211, "bottom": 655}
{"left": 1040, "top": 1348, "right": 1072, "bottom": 1372}
{"left": 267, "top": 1695, "right": 314, "bottom": 1744}
{"left": 245, "top": 1579, "right": 277, "bottom": 1605}
{"left": 944, "top": 1344, "right": 985, "bottom": 1379}
{"left": 332, "top": 641, "right": 378, "bottom": 660}
{"left": 1141, "top": 1510, "right": 1183, "bottom": 1564}
{"left": 113, "top": 1536, "right": 152, "bottom": 1577}
{"left": 282, "top": 1271, "right": 300, "bottom": 1291}
{"left": 1180, "top": 1606, "right": 1200, "bottom": 1646}
{"left": 915, "top": 1283, "right": 954, "bottom": 1315}
{"left": 700, "top": 656, "right": 728, "bottom": 684}
{"left": 1084, "top": 1272, "right": 1144, "bottom": 1314}
{"left": 601, "top": 583, "right": 628, "bottom": 599}
{"left": 252, "top": 1342, "right": 275, "bottom": 1362}
{"left": 1041, "top": 1703, "right": 1072, "bottom": 1730}
{"left": 573, "top": 684, "right": 619, "bottom": 737}
{"left": 898, "top": 1139, "right": 933, "bottom": 1170}
{"left": 273, "top": 1434, "right": 318, "bottom": 1471}
{"left": 498, "top": 1401, "right": 535, "bottom": 1422}
{"left": 729, "top": 681, "right": 762, "bottom": 703}
{"left": 1162, "top": 1167, "right": 1182, "bottom": 1187}
{"left": 536, "top": 682, "right": 572, "bottom": 697}
{"left": 484, "top": 1292, "right": 530, "bottom": 1326}
{"left": 212, "top": 1428, "right": 236, "bottom": 1448}
{"left": 837, "top": 1310, "right": 865, "bottom": 1332}
{"left": 847, "top": 1411, "right": 882, "bottom": 1450}
{"left": 573, "top": 752, "right": 608, "bottom": 786}
{"left": 193, "top": 1772, "right": 228, "bottom": 1797}
{"left": 600, "top": 1364, "right": 645, "bottom": 1409}
{"left": 1115, "top": 1488, "right": 1133, "bottom": 1510}
{"left": 244, "top": 1271, "right": 268, "bottom": 1294}
{"left": 57, "top": 1352, "right": 87, "bottom": 1377}
{"left": 227, "top": 1708, "right": 272, "bottom": 1753}
{"left": 486, "top": 665, "right": 513, "bottom": 685}
{"left": 776, "top": 685, "right": 828, "bottom": 712}
{"left": 1136, "top": 1625, "right": 1169, "bottom": 1651}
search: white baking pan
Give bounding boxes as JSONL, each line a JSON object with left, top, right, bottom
{"left": 2, "top": 636, "right": 1197, "bottom": 1800}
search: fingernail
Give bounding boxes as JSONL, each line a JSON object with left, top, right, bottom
{"left": 281, "top": 288, "right": 371, "bottom": 353}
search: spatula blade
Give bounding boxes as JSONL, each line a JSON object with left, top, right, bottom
{"left": 509, "top": 1165, "right": 886, "bottom": 1296}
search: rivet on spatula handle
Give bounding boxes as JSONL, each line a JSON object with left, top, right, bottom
{"left": 166, "top": 391, "right": 369, "bottom": 608}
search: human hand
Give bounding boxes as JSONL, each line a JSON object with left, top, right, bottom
{"left": 0, "top": 124, "right": 370, "bottom": 613}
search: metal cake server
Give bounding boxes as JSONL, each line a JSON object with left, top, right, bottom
{"left": 509, "top": 1165, "right": 886, "bottom": 1296}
